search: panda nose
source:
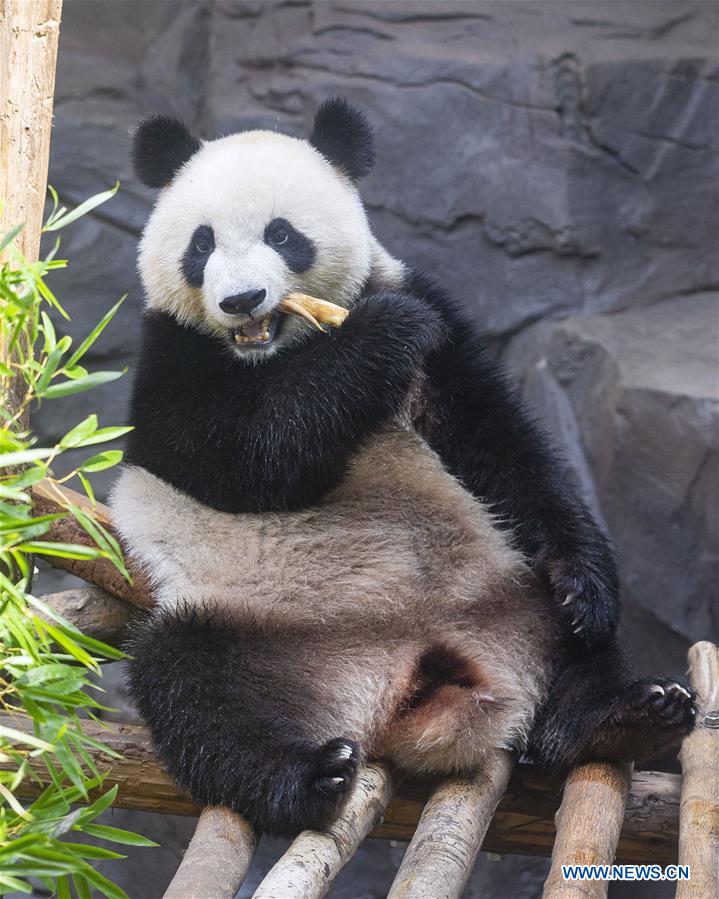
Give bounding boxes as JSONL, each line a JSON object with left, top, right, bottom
{"left": 219, "top": 289, "right": 267, "bottom": 316}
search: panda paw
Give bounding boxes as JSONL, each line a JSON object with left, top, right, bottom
{"left": 619, "top": 678, "right": 697, "bottom": 731}
{"left": 347, "top": 292, "right": 445, "bottom": 358}
{"left": 312, "top": 738, "right": 360, "bottom": 797}
{"left": 548, "top": 551, "right": 620, "bottom": 646}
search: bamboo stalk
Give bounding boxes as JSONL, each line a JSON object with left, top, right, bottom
{"left": 387, "top": 751, "right": 514, "bottom": 899}
{"left": 163, "top": 807, "right": 257, "bottom": 899}
{"left": 253, "top": 763, "right": 394, "bottom": 899}
{"left": 2, "top": 715, "right": 684, "bottom": 862}
{"left": 677, "top": 641, "right": 719, "bottom": 899}
{"left": 542, "top": 761, "right": 633, "bottom": 898}
{"left": 280, "top": 292, "right": 348, "bottom": 330}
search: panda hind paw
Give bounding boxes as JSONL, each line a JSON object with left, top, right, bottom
{"left": 312, "top": 738, "right": 360, "bottom": 797}
{"left": 620, "top": 678, "right": 697, "bottom": 731}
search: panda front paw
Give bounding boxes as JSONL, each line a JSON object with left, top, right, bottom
{"left": 548, "top": 551, "right": 620, "bottom": 646}
{"left": 347, "top": 291, "right": 446, "bottom": 358}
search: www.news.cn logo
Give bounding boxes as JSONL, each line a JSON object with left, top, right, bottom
{"left": 562, "top": 864, "right": 690, "bottom": 882}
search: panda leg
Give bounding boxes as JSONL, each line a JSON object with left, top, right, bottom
{"left": 528, "top": 641, "right": 696, "bottom": 770}
{"left": 126, "top": 604, "right": 360, "bottom": 837}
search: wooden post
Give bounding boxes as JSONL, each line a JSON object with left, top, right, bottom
{"left": 163, "top": 807, "right": 257, "bottom": 899}
{"left": 542, "top": 761, "right": 632, "bottom": 898}
{"left": 387, "top": 751, "right": 514, "bottom": 899}
{"left": 677, "top": 641, "right": 719, "bottom": 899}
{"left": 0, "top": 0, "right": 62, "bottom": 261}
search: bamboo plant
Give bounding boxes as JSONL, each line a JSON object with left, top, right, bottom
{"left": 0, "top": 188, "right": 154, "bottom": 898}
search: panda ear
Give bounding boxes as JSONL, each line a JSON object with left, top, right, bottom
{"left": 309, "top": 98, "right": 374, "bottom": 182}
{"left": 132, "top": 116, "right": 201, "bottom": 188}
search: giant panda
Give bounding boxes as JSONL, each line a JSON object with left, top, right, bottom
{"left": 113, "top": 99, "right": 696, "bottom": 837}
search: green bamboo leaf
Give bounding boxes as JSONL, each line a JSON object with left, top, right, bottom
{"left": 42, "top": 183, "right": 119, "bottom": 232}
{"left": 37, "top": 370, "right": 124, "bottom": 399}
{"left": 18, "top": 542, "right": 105, "bottom": 560}
{"left": 63, "top": 844, "right": 126, "bottom": 861}
{"left": 72, "top": 873, "right": 93, "bottom": 899}
{"left": 59, "top": 415, "right": 99, "bottom": 450}
{"left": 0, "top": 873, "right": 32, "bottom": 893}
{"left": 82, "top": 866, "right": 131, "bottom": 899}
{"left": 75, "top": 425, "right": 133, "bottom": 447}
{"left": 77, "top": 471, "right": 96, "bottom": 506}
{"left": 79, "top": 450, "right": 123, "bottom": 473}
{"left": 75, "top": 785, "right": 118, "bottom": 824}
{"left": 0, "top": 222, "right": 24, "bottom": 251}
{"left": 35, "top": 345, "right": 65, "bottom": 394}
{"left": 36, "top": 621, "right": 97, "bottom": 669}
{"left": 65, "top": 296, "right": 126, "bottom": 369}
{"left": 40, "top": 310, "right": 57, "bottom": 352}
{"left": 80, "top": 824, "right": 158, "bottom": 847}
{"left": 64, "top": 629, "right": 126, "bottom": 662}
{"left": 0, "top": 447, "right": 53, "bottom": 467}
{"left": 0, "top": 725, "right": 54, "bottom": 752}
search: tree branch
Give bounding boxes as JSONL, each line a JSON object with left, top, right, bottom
{"left": 39, "top": 586, "right": 136, "bottom": 644}
{"left": 32, "top": 480, "right": 154, "bottom": 609}
{"left": 163, "top": 807, "right": 257, "bottom": 899}
{"left": 387, "top": 752, "right": 514, "bottom": 899}
{"left": 253, "top": 763, "right": 394, "bottom": 899}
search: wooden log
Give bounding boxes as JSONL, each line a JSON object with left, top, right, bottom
{"left": 542, "top": 761, "right": 633, "bottom": 898}
{"left": 2, "top": 715, "right": 684, "bottom": 864}
{"left": 163, "top": 807, "right": 257, "bottom": 899}
{"left": 387, "top": 751, "right": 514, "bottom": 899}
{"left": 39, "top": 586, "right": 136, "bottom": 645}
{"left": 32, "top": 480, "right": 154, "bottom": 608}
{"left": 0, "top": 0, "right": 62, "bottom": 261}
{"left": 253, "top": 763, "right": 394, "bottom": 899}
{"left": 677, "top": 641, "right": 719, "bottom": 899}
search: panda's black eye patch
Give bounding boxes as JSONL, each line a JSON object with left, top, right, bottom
{"left": 182, "top": 225, "right": 215, "bottom": 288}
{"left": 264, "top": 218, "right": 315, "bottom": 273}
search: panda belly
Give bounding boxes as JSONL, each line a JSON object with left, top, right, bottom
{"left": 112, "top": 426, "right": 558, "bottom": 772}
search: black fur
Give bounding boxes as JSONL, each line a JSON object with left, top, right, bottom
{"left": 402, "top": 272, "right": 620, "bottom": 647}
{"left": 264, "top": 217, "right": 316, "bottom": 273}
{"left": 182, "top": 225, "right": 215, "bottom": 288}
{"left": 529, "top": 643, "right": 696, "bottom": 770}
{"left": 133, "top": 116, "right": 201, "bottom": 188}
{"left": 124, "top": 291, "right": 445, "bottom": 513}
{"left": 126, "top": 605, "right": 360, "bottom": 836}
{"left": 309, "top": 98, "right": 375, "bottom": 182}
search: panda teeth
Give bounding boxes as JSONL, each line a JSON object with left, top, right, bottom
{"left": 233, "top": 316, "right": 273, "bottom": 345}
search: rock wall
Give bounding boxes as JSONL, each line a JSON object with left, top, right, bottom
{"left": 35, "top": 2, "right": 717, "bottom": 896}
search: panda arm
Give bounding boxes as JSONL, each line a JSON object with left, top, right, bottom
{"left": 126, "top": 295, "right": 443, "bottom": 514}
{"left": 409, "top": 275, "right": 619, "bottom": 645}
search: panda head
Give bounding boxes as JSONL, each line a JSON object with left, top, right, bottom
{"left": 133, "top": 98, "right": 385, "bottom": 360}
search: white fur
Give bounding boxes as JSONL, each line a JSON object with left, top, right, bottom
{"left": 138, "top": 131, "right": 393, "bottom": 355}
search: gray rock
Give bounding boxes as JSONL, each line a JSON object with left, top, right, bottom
{"left": 504, "top": 294, "right": 719, "bottom": 645}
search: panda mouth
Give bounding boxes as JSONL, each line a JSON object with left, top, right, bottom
{"left": 229, "top": 312, "right": 281, "bottom": 349}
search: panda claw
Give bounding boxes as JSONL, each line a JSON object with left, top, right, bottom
{"left": 562, "top": 593, "right": 575, "bottom": 606}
